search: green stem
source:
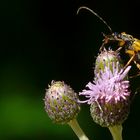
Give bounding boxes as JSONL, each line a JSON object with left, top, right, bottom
{"left": 108, "top": 125, "right": 123, "bottom": 140}
{"left": 68, "top": 119, "right": 89, "bottom": 140}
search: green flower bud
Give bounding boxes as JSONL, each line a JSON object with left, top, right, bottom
{"left": 44, "top": 81, "right": 80, "bottom": 124}
{"left": 94, "top": 50, "right": 123, "bottom": 75}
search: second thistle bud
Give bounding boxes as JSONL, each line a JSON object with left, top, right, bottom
{"left": 44, "top": 81, "right": 80, "bottom": 124}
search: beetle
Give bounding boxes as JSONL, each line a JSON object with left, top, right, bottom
{"left": 77, "top": 6, "right": 140, "bottom": 77}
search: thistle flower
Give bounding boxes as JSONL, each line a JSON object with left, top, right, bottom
{"left": 44, "top": 80, "right": 80, "bottom": 124}
{"left": 79, "top": 50, "right": 131, "bottom": 127}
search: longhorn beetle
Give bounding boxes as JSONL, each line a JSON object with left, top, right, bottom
{"left": 77, "top": 6, "right": 140, "bottom": 77}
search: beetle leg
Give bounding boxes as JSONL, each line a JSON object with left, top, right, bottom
{"left": 129, "top": 72, "right": 140, "bottom": 78}
{"left": 134, "top": 61, "right": 140, "bottom": 70}
{"left": 116, "top": 40, "right": 125, "bottom": 52}
{"left": 116, "top": 46, "right": 123, "bottom": 52}
{"left": 100, "top": 43, "right": 104, "bottom": 52}
{"left": 123, "top": 53, "right": 136, "bottom": 70}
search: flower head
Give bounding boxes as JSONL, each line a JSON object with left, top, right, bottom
{"left": 80, "top": 62, "right": 131, "bottom": 104}
{"left": 80, "top": 50, "right": 131, "bottom": 127}
{"left": 44, "top": 81, "right": 80, "bottom": 124}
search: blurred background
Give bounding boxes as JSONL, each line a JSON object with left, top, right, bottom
{"left": 0, "top": 0, "right": 140, "bottom": 140}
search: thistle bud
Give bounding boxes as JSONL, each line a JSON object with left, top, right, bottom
{"left": 44, "top": 81, "right": 80, "bottom": 124}
{"left": 94, "top": 50, "right": 123, "bottom": 76}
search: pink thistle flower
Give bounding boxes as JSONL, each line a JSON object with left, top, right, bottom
{"left": 80, "top": 62, "right": 131, "bottom": 105}
{"left": 79, "top": 50, "right": 131, "bottom": 127}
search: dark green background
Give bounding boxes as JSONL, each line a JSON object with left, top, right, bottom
{"left": 0, "top": 0, "right": 140, "bottom": 140}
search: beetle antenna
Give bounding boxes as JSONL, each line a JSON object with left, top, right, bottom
{"left": 77, "top": 6, "right": 112, "bottom": 33}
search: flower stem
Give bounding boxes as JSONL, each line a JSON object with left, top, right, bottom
{"left": 68, "top": 119, "right": 89, "bottom": 140}
{"left": 108, "top": 125, "right": 123, "bottom": 140}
